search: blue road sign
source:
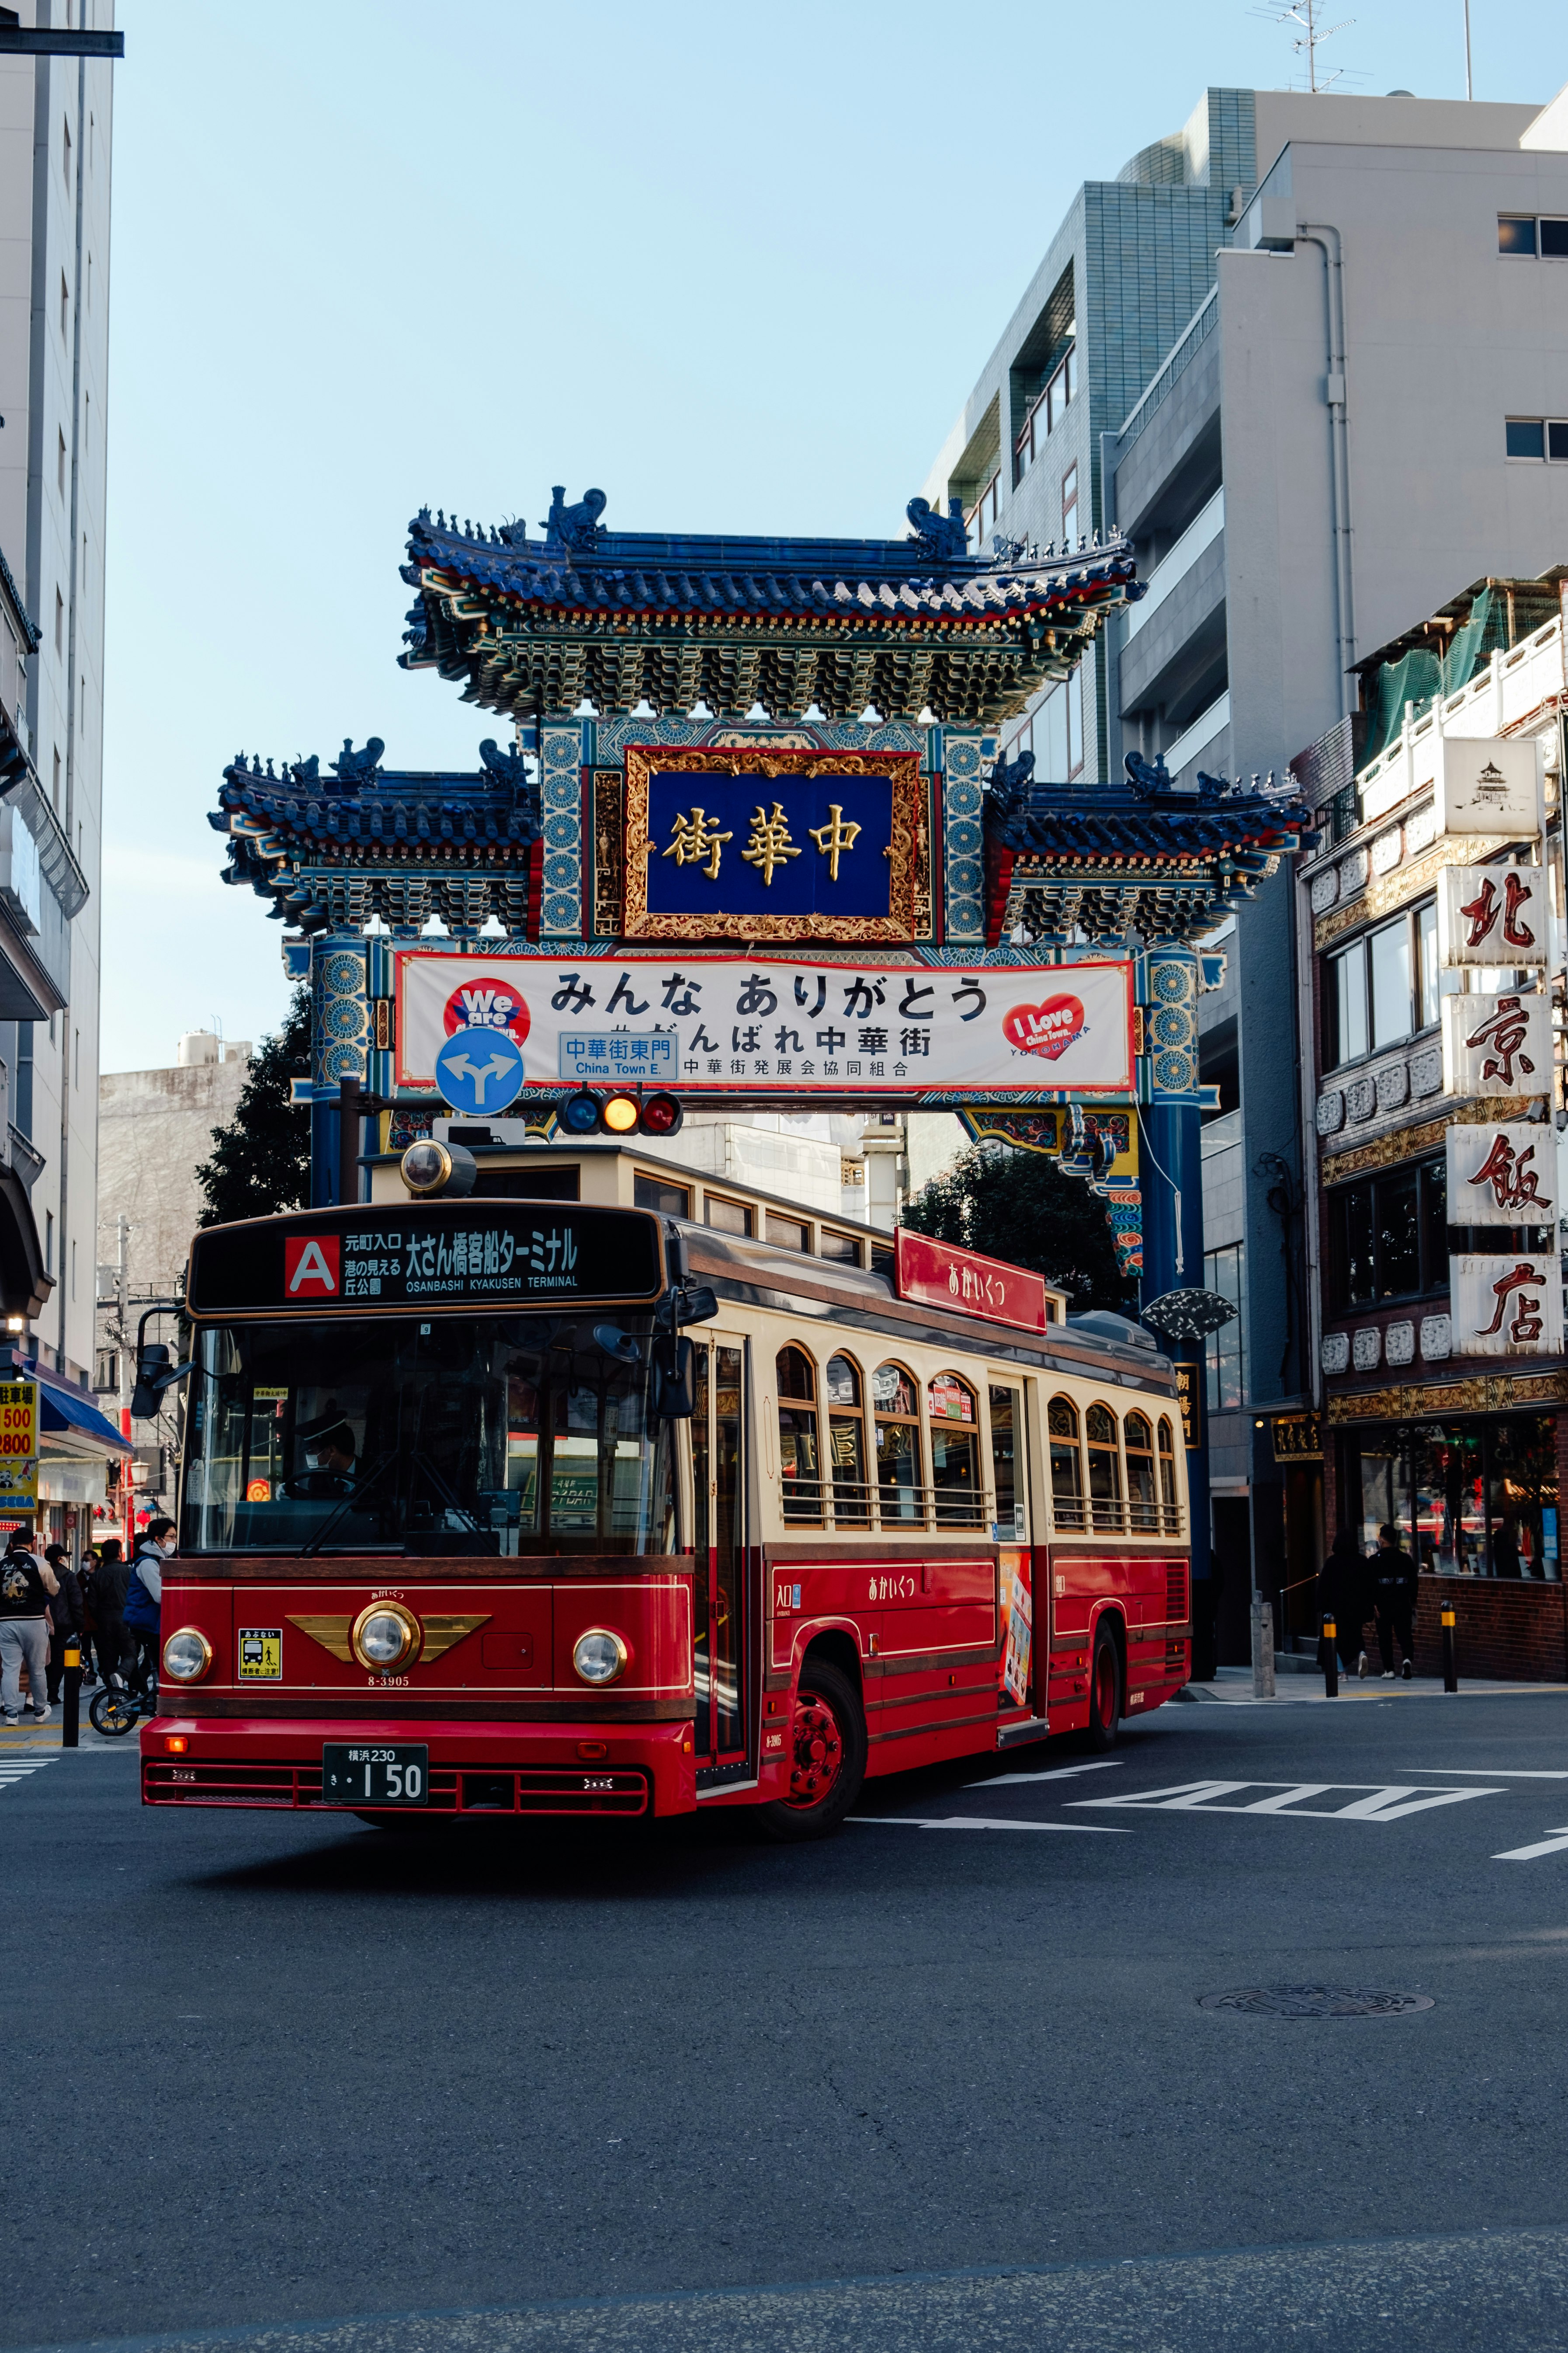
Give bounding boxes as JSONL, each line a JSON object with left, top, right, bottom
{"left": 435, "top": 1023, "right": 527, "bottom": 1116}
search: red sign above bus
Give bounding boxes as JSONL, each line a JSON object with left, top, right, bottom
{"left": 895, "top": 1229, "right": 1051, "bottom": 1336}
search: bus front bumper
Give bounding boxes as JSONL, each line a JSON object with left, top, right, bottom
{"left": 139, "top": 1714, "right": 697, "bottom": 1818}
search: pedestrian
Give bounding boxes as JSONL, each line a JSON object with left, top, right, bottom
{"left": 124, "top": 1517, "right": 174, "bottom": 1693}
{"left": 0, "top": 1526, "right": 59, "bottom": 1724}
{"left": 93, "top": 1537, "right": 129, "bottom": 1688}
{"left": 1318, "top": 1528, "right": 1365, "bottom": 1680}
{"left": 42, "top": 1541, "right": 81, "bottom": 1705}
{"left": 1373, "top": 1521, "right": 1419, "bottom": 1681}
{"left": 77, "top": 1547, "right": 99, "bottom": 1687}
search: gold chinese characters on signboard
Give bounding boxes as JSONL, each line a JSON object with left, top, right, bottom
{"left": 621, "top": 744, "right": 920, "bottom": 942}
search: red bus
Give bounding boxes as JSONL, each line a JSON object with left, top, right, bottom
{"left": 143, "top": 1163, "right": 1190, "bottom": 1837}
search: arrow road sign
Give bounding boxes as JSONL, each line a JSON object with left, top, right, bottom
{"left": 435, "top": 1023, "right": 526, "bottom": 1116}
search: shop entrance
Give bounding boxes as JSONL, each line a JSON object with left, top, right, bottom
{"left": 1338, "top": 1415, "right": 1560, "bottom": 1579}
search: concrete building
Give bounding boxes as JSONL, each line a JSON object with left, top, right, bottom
{"left": 0, "top": 4, "right": 114, "bottom": 1389}
{"left": 1291, "top": 570, "right": 1568, "bottom": 1679}
{"left": 923, "top": 78, "right": 1568, "bottom": 1653}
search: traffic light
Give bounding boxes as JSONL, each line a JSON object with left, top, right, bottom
{"left": 557, "top": 1090, "right": 683, "bottom": 1139}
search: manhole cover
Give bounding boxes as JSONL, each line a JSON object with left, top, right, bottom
{"left": 1199, "top": 1985, "right": 1435, "bottom": 2019}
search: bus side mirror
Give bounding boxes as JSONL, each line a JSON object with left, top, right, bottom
{"left": 676, "top": 1285, "right": 718, "bottom": 1326}
{"left": 653, "top": 1335, "right": 695, "bottom": 1420}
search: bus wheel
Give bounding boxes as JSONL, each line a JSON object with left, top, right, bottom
{"left": 1086, "top": 1623, "right": 1121, "bottom": 1752}
{"left": 757, "top": 1661, "right": 866, "bottom": 1842}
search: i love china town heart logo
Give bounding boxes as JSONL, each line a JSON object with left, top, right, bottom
{"left": 1002, "top": 994, "right": 1086, "bottom": 1061}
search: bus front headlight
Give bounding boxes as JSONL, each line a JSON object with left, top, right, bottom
{"left": 162, "top": 1627, "right": 213, "bottom": 1684}
{"left": 350, "top": 1602, "right": 421, "bottom": 1673}
{"left": 573, "top": 1629, "right": 628, "bottom": 1686}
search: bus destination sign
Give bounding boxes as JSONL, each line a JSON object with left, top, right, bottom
{"left": 187, "top": 1206, "right": 664, "bottom": 1317}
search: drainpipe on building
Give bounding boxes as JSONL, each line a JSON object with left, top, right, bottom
{"left": 56, "top": 44, "right": 90, "bottom": 1374}
{"left": 1294, "top": 225, "right": 1356, "bottom": 719}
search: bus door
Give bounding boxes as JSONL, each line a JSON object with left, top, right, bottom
{"left": 989, "top": 1378, "right": 1038, "bottom": 1713}
{"left": 690, "top": 1335, "right": 750, "bottom": 1777}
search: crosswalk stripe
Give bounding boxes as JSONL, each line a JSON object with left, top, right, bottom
{"left": 1495, "top": 1828, "right": 1568, "bottom": 1861}
{"left": 852, "top": 1815, "right": 1131, "bottom": 1835}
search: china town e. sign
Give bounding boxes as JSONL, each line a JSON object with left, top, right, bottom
{"left": 392, "top": 951, "right": 1136, "bottom": 1102}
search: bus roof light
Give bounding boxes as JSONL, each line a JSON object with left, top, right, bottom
{"left": 400, "top": 1139, "right": 477, "bottom": 1199}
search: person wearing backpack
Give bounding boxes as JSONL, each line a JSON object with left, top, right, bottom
{"left": 42, "top": 1541, "right": 82, "bottom": 1705}
{"left": 92, "top": 1538, "right": 129, "bottom": 1687}
{"left": 0, "top": 1526, "right": 59, "bottom": 1724}
{"left": 125, "top": 1518, "right": 174, "bottom": 1693}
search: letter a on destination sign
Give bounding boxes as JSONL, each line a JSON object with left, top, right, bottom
{"left": 284, "top": 1235, "right": 340, "bottom": 1296}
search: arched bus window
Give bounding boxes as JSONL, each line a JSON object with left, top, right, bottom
{"left": 1125, "top": 1410, "right": 1158, "bottom": 1532}
{"left": 928, "top": 1372, "right": 983, "bottom": 1527}
{"left": 1158, "top": 1417, "right": 1179, "bottom": 1532}
{"left": 825, "top": 1353, "right": 870, "bottom": 1526}
{"left": 1086, "top": 1403, "right": 1124, "bottom": 1533}
{"left": 776, "top": 1346, "right": 822, "bottom": 1524}
{"left": 1048, "top": 1397, "right": 1086, "bottom": 1533}
{"left": 872, "top": 1362, "right": 924, "bottom": 1525}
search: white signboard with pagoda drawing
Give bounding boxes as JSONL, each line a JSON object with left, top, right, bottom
{"left": 1447, "top": 1121, "right": 1556, "bottom": 1225}
{"left": 1441, "top": 989, "right": 1551, "bottom": 1098}
{"left": 1431, "top": 737, "right": 1539, "bottom": 838}
{"left": 1450, "top": 1253, "right": 1564, "bottom": 1359}
{"left": 1436, "top": 863, "right": 1548, "bottom": 969}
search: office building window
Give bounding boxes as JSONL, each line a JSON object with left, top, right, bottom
{"left": 1028, "top": 675, "right": 1085, "bottom": 782}
{"left": 59, "top": 272, "right": 68, "bottom": 341}
{"left": 1499, "top": 215, "right": 1568, "bottom": 258}
{"left": 765, "top": 1213, "right": 808, "bottom": 1251}
{"left": 1013, "top": 344, "right": 1076, "bottom": 484}
{"left": 1061, "top": 462, "right": 1079, "bottom": 549}
{"left": 56, "top": 431, "right": 66, "bottom": 497}
{"left": 62, "top": 116, "right": 70, "bottom": 193}
{"left": 633, "top": 1172, "right": 690, "bottom": 1219}
{"left": 704, "top": 1195, "right": 752, "bottom": 1237}
{"left": 54, "top": 589, "right": 62, "bottom": 656}
{"left": 1322, "top": 900, "right": 1439, "bottom": 1070}
{"left": 1506, "top": 417, "right": 1568, "bottom": 460}
{"left": 1204, "top": 1244, "right": 1244, "bottom": 1411}
{"left": 1329, "top": 1157, "right": 1447, "bottom": 1311}
{"left": 964, "top": 471, "right": 1001, "bottom": 556}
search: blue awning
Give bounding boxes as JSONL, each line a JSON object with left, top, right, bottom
{"left": 31, "top": 1365, "right": 131, "bottom": 1453}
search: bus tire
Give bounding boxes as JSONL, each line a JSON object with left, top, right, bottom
{"left": 756, "top": 1660, "right": 866, "bottom": 1842}
{"left": 1086, "top": 1621, "right": 1122, "bottom": 1751}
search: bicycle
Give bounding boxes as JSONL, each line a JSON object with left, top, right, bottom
{"left": 89, "top": 1637, "right": 158, "bottom": 1737}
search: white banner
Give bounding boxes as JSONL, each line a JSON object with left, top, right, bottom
{"left": 1447, "top": 1121, "right": 1556, "bottom": 1223}
{"left": 393, "top": 952, "right": 1136, "bottom": 1098}
{"left": 1441, "top": 990, "right": 1551, "bottom": 1098}
{"left": 1450, "top": 1253, "right": 1564, "bottom": 1358}
{"left": 1432, "top": 737, "right": 1539, "bottom": 838}
{"left": 1436, "top": 863, "right": 1547, "bottom": 968}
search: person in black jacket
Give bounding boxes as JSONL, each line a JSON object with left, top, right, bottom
{"left": 1318, "top": 1529, "right": 1366, "bottom": 1680}
{"left": 92, "top": 1538, "right": 129, "bottom": 1687}
{"left": 42, "top": 1542, "right": 81, "bottom": 1703}
{"left": 1373, "top": 1522, "right": 1419, "bottom": 1681}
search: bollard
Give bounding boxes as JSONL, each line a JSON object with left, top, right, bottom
{"left": 1441, "top": 1604, "right": 1458, "bottom": 1694}
{"left": 1251, "top": 1595, "right": 1276, "bottom": 1699}
{"left": 1322, "top": 1615, "right": 1339, "bottom": 1699}
{"left": 62, "top": 1641, "right": 80, "bottom": 1748}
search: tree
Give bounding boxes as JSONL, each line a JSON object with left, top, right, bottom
{"left": 902, "top": 1144, "right": 1133, "bottom": 1314}
{"left": 196, "top": 986, "right": 312, "bottom": 1226}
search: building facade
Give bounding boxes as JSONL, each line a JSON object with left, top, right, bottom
{"left": 924, "top": 78, "right": 1568, "bottom": 1656}
{"left": 0, "top": 4, "right": 113, "bottom": 1389}
{"left": 1292, "top": 570, "right": 1568, "bottom": 1677}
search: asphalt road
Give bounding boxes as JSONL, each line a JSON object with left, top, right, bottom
{"left": 10, "top": 1684, "right": 1568, "bottom": 2353}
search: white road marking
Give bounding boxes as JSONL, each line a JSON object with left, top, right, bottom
{"left": 1404, "top": 1768, "right": 1568, "bottom": 1778}
{"left": 852, "top": 1815, "right": 1131, "bottom": 1836}
{"left": 0, "top": 1761, "right": 55, "bottom": 1789}
{"left": 1069, "top": 1778, "right": 1505, "bottom": 1822}
{"left": 1495, "top": 1828, "right": 1568, "bottom": 1861}
{"left": 968, "top": 1760, "right": 1126, "bottom": 1792}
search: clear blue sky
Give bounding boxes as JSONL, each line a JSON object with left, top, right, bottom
{"left": 99, "top": 0, "right": 1567, "bottom": 1069}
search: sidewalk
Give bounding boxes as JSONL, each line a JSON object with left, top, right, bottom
{"left": 0, "top": 1710, "right": 135, "bottom": 1752}
{"left": 1175, "top": 1664, "right": 1568, "bottom": 1706}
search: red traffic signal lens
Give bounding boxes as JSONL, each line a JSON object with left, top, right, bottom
{"left": 639, "top": 1091, "right": 683, "bottom": 1137}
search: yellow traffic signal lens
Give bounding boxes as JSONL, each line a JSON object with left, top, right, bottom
{"left": 602, "top": 1094, "right": 639, "bottom": 1134}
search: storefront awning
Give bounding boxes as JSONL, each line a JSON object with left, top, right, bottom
{"left": 32, "top": 1365, "right": 131, "bottom": 1455}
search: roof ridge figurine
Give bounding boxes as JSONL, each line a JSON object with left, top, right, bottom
{"left": 541, "top": 485, "right": 607, "bottom": 553}
{"left": 330, "top": 736, "right": 385, "bottom": 786}
{"left": 904, "top": 495, "right": 969, "bottom": 565}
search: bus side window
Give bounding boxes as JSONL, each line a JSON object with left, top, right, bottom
{"left": 776, "top": 1345, "right": 823, "bottom": 1525}
{"left": 1048, "top": 1397, "right": 1084, "bottom": 1533}
{"left": 989, "top": 1384, "right": 1024, "bottom": 1540}
{"left": 1085, "top": 1403, "right": 1124, "bottom": 1534}
{"left": 1157, "top": 1416, "right": 1179, "bottom": 1533}
{"left": 928, "top": 1372, "right": 982, "bottom": 1527}
{"left": 1124, "top": 1411, "right": 1157, "bottom": 1532}
{"left": 825, "top": 1353, "right": 869, "bottom": 1526}
{"left": 873, "top": 1362, "right": 923, "bottom": 1525}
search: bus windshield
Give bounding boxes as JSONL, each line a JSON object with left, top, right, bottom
{"left": 181, "top": 1313, "right": 677, "bottom": 1557}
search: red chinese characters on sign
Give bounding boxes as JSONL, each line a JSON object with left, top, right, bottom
{"left": 1458, "top": 871, "right": 1538, "bottom": 954}
{"left": 1467, "top": 1133, "right": 1548, "bottom": 1216}
{"left": 1477, "top": 1261, "right": 1547, "bottom": 1344}
{"left": 1465, "top": 994, "right": 1538, "bottom": 1089}
{"left": 895, "top": 1228, "right": 1049, "bottom": 1335}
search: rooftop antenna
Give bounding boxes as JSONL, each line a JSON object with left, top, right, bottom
{"left": 1250, "top": 1, "right": 1356, "bottom": 92}
{"left": 1463, "top": 0, "right": 1472, "bottom": 97}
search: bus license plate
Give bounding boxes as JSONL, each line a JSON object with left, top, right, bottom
{"left": 322, "top": 1743, "right": 429, "bottom": 1807}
